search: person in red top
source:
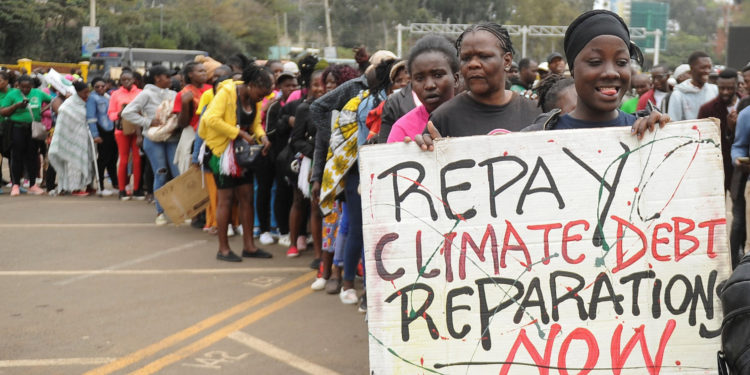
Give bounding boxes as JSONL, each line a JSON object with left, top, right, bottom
{"left": 174, "top": 62, "right": 211, "bottom": 130}
{"left": 108, "top": 69, "right": 144, "bottom": 200}
{"left": 637, "top": 64, "right": 670, "bottom": 111}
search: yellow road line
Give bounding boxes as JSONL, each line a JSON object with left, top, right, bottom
{"left": 128, "top": 286, "right": 315, "bottom": 375}
{"left": 83, "top": 271, "right": 315, "bottom": 375}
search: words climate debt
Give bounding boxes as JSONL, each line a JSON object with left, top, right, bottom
{"left": 359, "top": 121, "right": 730, "bottom": 374}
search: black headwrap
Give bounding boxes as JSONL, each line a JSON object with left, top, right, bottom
{"left": 564, "top": 10, "right": 644, "bottom": 74}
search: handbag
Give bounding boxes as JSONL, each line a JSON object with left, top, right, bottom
{"left": 26, "top": 105, "right": 47, "bottom": 141}
{"left": 145, "top": 97, "right": 179, "bottom": 142}
{"left": 232, "top": 86, "right": 264, "bottom": 171}
{"left": 233, "top": 137, "right": 264, "bottom": 170}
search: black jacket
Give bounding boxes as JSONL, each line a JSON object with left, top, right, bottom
{"left": 377, "top": 83, "right": 417, "bottom": 144}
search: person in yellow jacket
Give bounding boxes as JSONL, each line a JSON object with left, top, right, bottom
{"left": 201, "top": 64, "right": 273, "bottom": 261}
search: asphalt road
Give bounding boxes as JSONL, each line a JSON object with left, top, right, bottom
{"left": 0, "top": 193, "right": 369, "bottom": 375}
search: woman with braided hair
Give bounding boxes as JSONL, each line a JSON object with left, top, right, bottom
{"left": 414, "top": 23, "right": 541, "bottom": 150}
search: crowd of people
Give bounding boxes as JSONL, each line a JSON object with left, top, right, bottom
{"left": 1, "top": 9, "right": 748, "bottom": 315}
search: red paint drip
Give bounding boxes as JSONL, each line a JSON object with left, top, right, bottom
{"left": 648, "top": 263, "right": 653, "bottom": 269}
{"left": 440, "top": 336, "right": 449, "bottom": 340}
{"left": 421, "top": 357, "right": 424, "bottom": 366}
{"left": 634, "top": 187, "right": 640, "bottom": 193}
{"left": 397, "top": 290, "right": 402, "bottom": 296}
{"left": 627, "top": 201, "right": 631, "bottom": 206}
{"left": 503, "top": 151, "right": 508, "bottom": 156}
{"left": 691, "top": 125, "right": 698, "bottom": 130}
{"left": 598, "top": 149, "right": 602, "bottom": 153}
{"left": 675, "top": 360, "right": 681, "bottom": 366}
{"left": 547, "top": 139, "right": 555, "bottom": 143}
{"left": 391, "top": 280, "right": 396, "bottom": 289}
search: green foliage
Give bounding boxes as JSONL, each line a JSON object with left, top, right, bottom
{"left": 658, "top": 32, "right": 713, "bottom": 69}
{"left": 0, "top": 0, "right": 730, "bottom": 67}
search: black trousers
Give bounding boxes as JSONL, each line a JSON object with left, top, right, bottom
{"left": 96, "top": 128, "right": 119, "bottom": 190}
{"left": 255, "top": 154, "right": 276, "bottom": 233}
{"left": 10, "top": 123, "right": 39, "bottom": 186}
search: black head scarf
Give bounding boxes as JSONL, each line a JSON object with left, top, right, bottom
{"left": 564, "top": 10, "right": 643, "bottom": 74}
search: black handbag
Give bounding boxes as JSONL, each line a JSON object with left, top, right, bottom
{"left": 233, "top": 138, "right": 264, "bottom": 170}
{"left": 232, "top": 86, "right": 265, "bottom": 171}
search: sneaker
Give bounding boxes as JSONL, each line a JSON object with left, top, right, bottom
{"left": 71, "top": 190, "right": 90, "bottom": 197}
{"left": 358, "top": 294, "right": 367, "bottom": 313}
{"left": 227, "top": 225, "right": 236, "bottom": 237}
{"left": 286, "top": 246, "right": 299, "bottom": 258}
{"left": 216, "top": 250, "right": 242, "bottom": 262}
{"left": 119, "top": 190, "right": 130, "bottom": 201}
{"left": 311, "top": 277, "right": 326, "bottom": 291}
{"left": 28, "top": 185, "right": 45, "bottom": 195}
{"left": 97, "top": 188, "right": 114, "bottom": 197}
{"left": 236, "top": 225, "right": 244, "bottom": 236}
{"left": 297, "top": 236, "right": 307, "bottom": 251}
{"left": 10, "top": 185, "right": 20, "bottom": 196}
{"left": 339, "top": 288, "right": 358, "bottom": 305}
{"left": 132, "top": 190, "right": 146, "bottom": 201}
{"left": 241, "top": 248, "right": 273, "bottom": 258}
{"left": 47, "top": 190, "right": 57, "bottom": 197}
{"left": 278, "top": 234, "right": 291, "bottom": 247}
{"left": 259, "top": 232, "right": 275, "bottom": 245}
{"left": 326, "top": 278, "right": 342, "bottom": 294}
{"left": 253, "top": 226, "right": 261, "bottom": 238}
{"left": 155, "top": 213, "right": 168, "bottom": 226}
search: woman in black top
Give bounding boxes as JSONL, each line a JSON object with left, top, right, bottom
{"left": 415, "top": 23, "right": 541, "bottom": 150}
{"left": 290, "top": 69, "right": 326, "bottom": 270}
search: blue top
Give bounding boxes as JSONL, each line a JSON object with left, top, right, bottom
{"left": 731, "top": 106, "right": 750, "bottom": 165}
{"left": 555, "top": 110, "right": 636, "bottom": 130}
{"left": 86, "top": 91, "right": 114, "bottom": 138}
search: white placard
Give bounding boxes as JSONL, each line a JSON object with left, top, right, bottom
{"left": 359, "top": 120, "right": 728, "bottom": 375}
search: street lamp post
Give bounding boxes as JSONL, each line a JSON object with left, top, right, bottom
{"left": 159, "top": 4, "right": 164, "bottom": 38}
{"left": 90, "top": 0, "right": 95, "bottom": 26}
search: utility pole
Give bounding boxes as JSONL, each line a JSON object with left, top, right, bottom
{"left": 90, "top": 0, "right": 96, "bottom": 26}
{"left": 323, "top": 0, "right": 333, "bottom": 47}
{"left": 159, "top": 3, "right": 164, "bottom": 38}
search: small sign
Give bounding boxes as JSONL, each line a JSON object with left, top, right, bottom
{"left": 82, "top": 26, "right": 100, "bottom": 58}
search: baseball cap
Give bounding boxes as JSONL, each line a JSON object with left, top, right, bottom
{"left": 547, "top": 52, "right": 564, "bottom": 64}
{"left": 673, "top": 64, "right": 690, "bottom": 79}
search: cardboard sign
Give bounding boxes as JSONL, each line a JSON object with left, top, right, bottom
{"left": 359, "top": 120, "right": 729, "bottom": 375}
{"left": 154, "top": 167, "right": 209, "bottom": 225}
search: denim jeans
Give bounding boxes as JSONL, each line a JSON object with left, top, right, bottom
{"left": 343, "top": 170, "right": 364, "bottom": 284}
{"left": 142, "top": 138, "right": 179, "bottom": 214}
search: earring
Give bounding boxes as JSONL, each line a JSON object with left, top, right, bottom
{"left": 505, "top": 67, "right": 510, "bottom": 72}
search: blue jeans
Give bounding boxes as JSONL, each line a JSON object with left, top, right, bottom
{"left": 343, "top": 171, "right": 364, "bottom": 284}
{"left": 142, "top": 138, "right": 179, "bottom": 214}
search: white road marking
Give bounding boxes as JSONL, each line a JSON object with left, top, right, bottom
{"left": 0, "top": 357, "right": 116, "bottom": 367}
{"left": 0, "top": 223, "right": 155, "bottom": 228}
{"left": 0, "top": 267, "right": 309, "bottom": 276}
{"left": 55, "top": 240, "right": 207, "bottom": 286}
{"left": 227, "top": 331, "right": 341, "bottom": 375}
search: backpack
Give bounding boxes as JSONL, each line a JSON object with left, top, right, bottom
{"left": 719, "top": 253, "right": 750, "bottom": 375}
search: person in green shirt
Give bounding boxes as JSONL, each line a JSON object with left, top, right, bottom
{"left": 620, "top": 72, "right": 651, "bottom": 114}
{"left": 0, "top": 75, "right": 52, "bottom": 196}
{"left": 0, "top": 70, "right": 12, "bottom": 188}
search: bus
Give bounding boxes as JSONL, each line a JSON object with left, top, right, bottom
{"left": 88, "top": 47, "right": 208, "bottom": 81}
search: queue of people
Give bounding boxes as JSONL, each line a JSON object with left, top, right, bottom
{"left": 1, "top": 9, "right": 748, "bottom": 316}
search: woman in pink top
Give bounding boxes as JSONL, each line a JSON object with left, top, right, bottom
{"left": 387, "top": 35, "right": 459, "bottom": 143}
{"left": 108, "top": 70, "right": 144, "bottom": 200}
